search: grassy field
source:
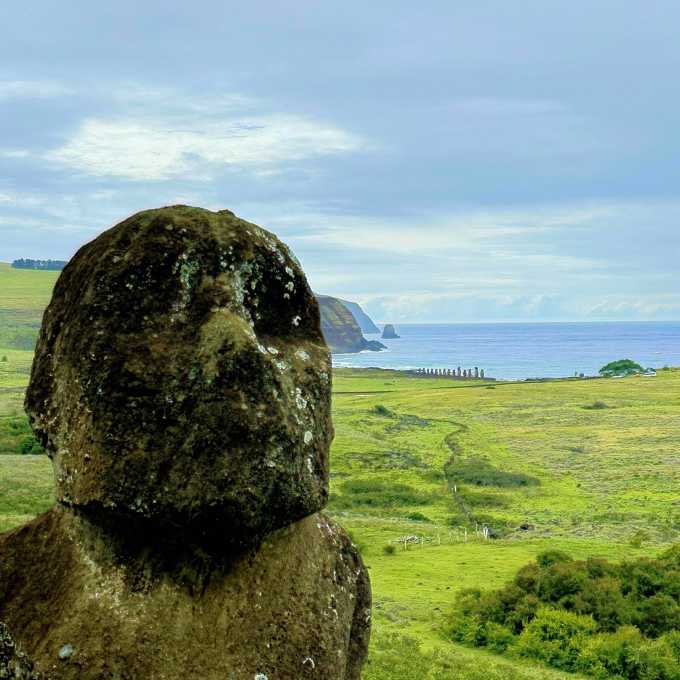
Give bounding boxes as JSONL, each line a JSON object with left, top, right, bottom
{"left": 0, "top": 265, "right": 678, "bottom": 678}
{"left": 327, "top": 368, "right": 678, "bottom": 676}
{"left": 0, "top": 262, "right": 59, "bottom": 350}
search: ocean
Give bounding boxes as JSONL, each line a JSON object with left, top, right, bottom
{"left": 331, "top": 321, "right": 680, "bottom": 380}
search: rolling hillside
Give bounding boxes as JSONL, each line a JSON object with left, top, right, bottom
{"left": 0, "top": 267, "right": 678, "bottom": 678}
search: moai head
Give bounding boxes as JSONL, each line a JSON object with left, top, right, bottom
{"left": 26, "top": 206, "right": 332, "bottom": 544}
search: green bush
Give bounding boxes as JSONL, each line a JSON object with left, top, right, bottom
{"left": 583, "top": 400, "right": 611, "bottom": 410}
{"left": 577, "top": 627, "right": 680, "bottom": 680}
{"left": 0, "top": 417, "right": 44, "bottom": 455}
{"left": 444, "top": 456, "right": 539, "bottom": 488}
{"left": 512, "top": 608, "right": 597, "bottom": 671}
{"left": 330, "top": 479, "right": 436, "bottom": 510}
{"left": 19, "top": 435, "right": 43, "bottom": 455}
{"left": 629, "top": 529, "right": 650, "bottom": 548}
{"left": 599, "top": 359, "right": 644, "bottom": 377}
{"left": 446, "top": 546, "right": 680, "bottom": 678}
{"left": 406, "top": 511, "right": 431, "bottom": 522}
{"left": 372, "top": 404, "right": 394, "bottom": 417}
{"left": 382, "top": 544, "right": 397, "bottom": 556}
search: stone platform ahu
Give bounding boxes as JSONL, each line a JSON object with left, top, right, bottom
{"left": 0, "top": 206, "right": 371, "bottom": 679}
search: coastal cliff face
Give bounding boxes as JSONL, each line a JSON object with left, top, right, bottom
{"left": 339, "top": 299, "right": 380, "bottom": 334}
{"left": 316, "top": 295, "right": 385, "bottom": 354}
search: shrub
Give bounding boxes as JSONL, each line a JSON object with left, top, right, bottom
{"left": 0, "top": 417, "right": 44, "bottom": 455}
{"left": 483, "top": 622, "right": 514, "bottom": 653}
{"left": 446, "top": 546, "right": 680, "bottom": 678}
{"left": 444, "top": 456, "right": 539, "bottom": 488}
{"left": 382, "top": 544, "right": 397, "bottom": 556}
{"left": 331, "top": 479, "right": 435, "bottom": 509}
{"left": 535, "top": 550, "right": 573, "bottom": 568}
{"left": 629, "top": 529, "right": 650, "bottom": 549}
{"left": 599, "top": 359, "right": 644, "bottom": 377}
{"left": 511, "top": 608, "right": 597, "bottom": 671}
{"left": 406, "top": 511, "right": 430, "bottom": 522}
{"left": 19, "top": 435, "right": 43, "bottom": 455}
{"left": 577, "top": 627, "right": 680, "bottom": 680}
{"left": 583, "top": 400, "right": 611, "bottom": 410}
{"left": 372, "top": 404, "right": 393, "bottom": 417}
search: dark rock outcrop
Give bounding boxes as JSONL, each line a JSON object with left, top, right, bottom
{"left": 1, "top": 206, "right": 371, "bottom": 680}
{"left": 317, "top": 295, "right": 386, "bottom": 354}
{"left": 382, "top": 324, "right": 400, "bottom": 339}
{"left": 338, "top": 299, "right": 380, "bottom": 334}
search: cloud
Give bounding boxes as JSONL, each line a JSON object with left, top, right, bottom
{"left": 0, "top": 150, "right": 30, "bottom": 159}
{"left": 584, "top": 296, "right": 680, "bottom": 320}
{"left": 284, "top": 203, "right": 614, "bottom": 259}
{"left": 0, "top": 80, "right": 71, "bottom": 100}
{"left": 47, "top": 114, "right": 364, "bottom": 180}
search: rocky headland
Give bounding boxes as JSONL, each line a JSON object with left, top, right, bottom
{"left": 316, "top": 295, "right": 385, "bottom": 354}
{"left": 337, "top": 299, "right": 380, "bottom": 334}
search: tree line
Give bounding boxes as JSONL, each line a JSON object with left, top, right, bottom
{"left": 11, "top": 259, "right": 66, "bottom": 271}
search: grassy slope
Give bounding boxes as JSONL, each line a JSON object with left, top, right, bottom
{"left": 329, "top": 368, "right": 678, "bottom": 676}
{"left": 0, "top": 262, "right": 59, "bottom": 350}
{"left": 0, "top": 262, "right": 59, "bottom": 307}
{"left": 1, "top": 268, "right": 678, "bottom": 678}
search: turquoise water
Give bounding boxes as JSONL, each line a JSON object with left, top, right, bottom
{"left": 331, "top": 322, "right": 680, "bottom": 380}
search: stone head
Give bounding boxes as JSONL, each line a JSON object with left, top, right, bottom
{"left": 25, "top": 206, "right": 332, "bottom": 543}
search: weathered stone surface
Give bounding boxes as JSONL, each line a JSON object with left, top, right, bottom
{"left": 26, "top": 206, "right": 332, "bottom": 544}
{"left": 0, "top": 621, "right": 42, "bottom": 679}
{"left": 7, "top": 205, "right": 371, "bottom": 678}
{"left": 0, "top": 507, "right": 371, "bottom": 680}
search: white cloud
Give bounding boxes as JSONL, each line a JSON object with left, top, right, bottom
{"left": 0, "top": 149, "right": 31, "bottom": 159}
{"left": 286, "top": 203, "right": 614, "bottom": 258}
{"left": 47, "top": 114, "right": 364, "bottom": 180}
{"left": 0, "top": 80, "right": 71, "bottom": 100}
{"left": 584, "top": 296, "right": 680, "bottom": 320}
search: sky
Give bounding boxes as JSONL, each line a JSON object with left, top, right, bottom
{"left": 1, "top": 1, "right": 679, "bottom": 323}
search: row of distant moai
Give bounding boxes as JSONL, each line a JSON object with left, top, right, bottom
{"left": 413, "top": 366, "right": 491, "bottom": 380}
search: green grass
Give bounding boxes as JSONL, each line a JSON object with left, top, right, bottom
{"left": 0, "top": 455, "right": 53, "bottom": 533}
{"left": 0, "top": 268, "right": 678, "bottom": 678}
{"left": 327, "top": 367, "right": 678, "bottom": 676}
{"left": 0, "top": 262, "right": 58, "bottom": 350}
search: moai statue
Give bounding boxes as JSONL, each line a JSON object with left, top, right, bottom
{"left": 463, "top": 369, "right": 467, "bottom": 378}
{"left": 480, "top": 368, "right": 485, "bottom": 378}
{"left": 474, "top": 367, "right": 479, "bottom": 378}
{"left": 0, "top": 206, "right": 371, "bottom": 680}
{"left": 457, "top": 366, "right": 462, "bottom": 377}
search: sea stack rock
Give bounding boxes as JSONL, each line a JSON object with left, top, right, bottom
{"left": 381, "top": 324, "right": 400, "bottom": 339}
{"left": 1, "top": 206, "right": 371, "bottom": 680}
